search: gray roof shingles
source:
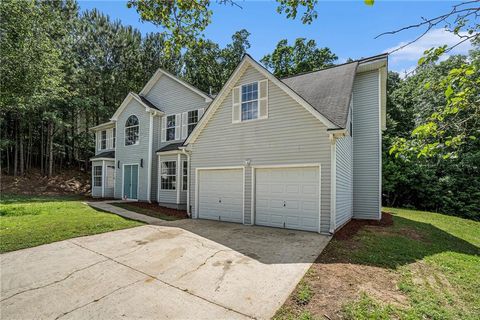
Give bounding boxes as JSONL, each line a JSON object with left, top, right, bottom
{"left": 156, "top": 142, "right": 184, "bottom": 153}
{"left": 281, "top": 62, "right": 359, "bottom": 128}
{"left": 91, "top": 151, "right": 115, "bottom": 159}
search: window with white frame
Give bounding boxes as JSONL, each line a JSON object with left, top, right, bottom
{"left": 93, "top": 166, "right": 102, "bottom": 187}
{"left": 182, "top": 161, "right": 188, "bottom": 191}
{"left": 100, "top": 130, "right": 107, "bottom": 150}
{"left": 166, "top": 115, "right": 176, "bottom": 141}
{"left": 187, "top": 110, "right": 199, "bottom": 135}
{"left": 161, "top": 161, "right": 176, "bottom": 190}
{"left": 125, "top": 115, "right": 139, "bottom": 146}
{"left": 106, "top": 165, "right": 115, "bottom": 188}
{"left": 112, "top": 128, "right": 116, "bottom": 148}
{"left": 241, "top": 82, "right": 258, "bottom": 121}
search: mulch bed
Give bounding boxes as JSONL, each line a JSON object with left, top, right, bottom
{"left": 333, "top": 212, "right": 394, "bottom": 240}
{"left": 123, "top": 201, "right": 188, "bottom": 219}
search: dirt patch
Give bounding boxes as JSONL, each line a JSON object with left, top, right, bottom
{"left": 116, "top": 201, "right": 188, "bottom": 220}
{"left": 1, "top": 169, "right": 91, "bottom": 196}
{"left": 334, "top": 212, "right": 394, "bottom": 241}
{"left": 281, "top": 263, "right": 408, "bottom": 319}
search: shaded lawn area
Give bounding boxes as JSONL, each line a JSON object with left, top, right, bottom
{"left": 109, "top": 202, "right": 187, "bottom": 221}
{"left": 0, "top": 195, "right": 143, "bottom": 253}
{"left": 274, "top": 208, "right": 480, "bottom": 320}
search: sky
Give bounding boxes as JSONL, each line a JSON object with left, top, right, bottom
{"left": 78, "top": 1, "right": 473, "bottom": 75}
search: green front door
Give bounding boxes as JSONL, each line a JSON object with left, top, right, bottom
{"left": 123, "top": 164, "right": 138, "bottom": 200}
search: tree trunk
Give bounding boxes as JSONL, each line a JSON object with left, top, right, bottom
{"left": 19, "top": 124, "right": 24, "bottom": 176}
{"left": 48, "top": 122, "right": 54, "bottom": 177}
{"left": 13, "top": 121, "right": 18, "bottom": 177}
{"left": 40, "top": 121, "right": 44, "bottom": 175}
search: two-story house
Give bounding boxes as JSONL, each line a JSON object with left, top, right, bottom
{"left": 91, "top": 53, "right": 387, "bottom": 234}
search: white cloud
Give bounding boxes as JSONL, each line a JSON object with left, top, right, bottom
{"left": 386, "top": 28, "right": 473, "bottom": 75}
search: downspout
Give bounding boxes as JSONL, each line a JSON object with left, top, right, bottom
{"left": 181, "top": 148, "right": 191, "bottom": 217}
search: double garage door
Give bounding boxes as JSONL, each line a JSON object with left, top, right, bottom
{"left": 197, "top": 166, "right": 320, "bottom": 232}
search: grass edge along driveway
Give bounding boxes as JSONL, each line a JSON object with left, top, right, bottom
{"left": 0, "top": 195, "right": 143, "bottom": 253}
{"left": 274, "top": 207, "right": 480, "bottom": 320}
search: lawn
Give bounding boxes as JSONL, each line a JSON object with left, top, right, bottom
{"left": 109, "top": 202, "right": 187, "bottom": 221}
{"left": 0, "top": 195, "right": 143, "bottom": 253}
{"left": 275, "top": 208, "right": 480, "bottom": 320}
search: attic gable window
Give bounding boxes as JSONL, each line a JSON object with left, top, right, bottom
{"left": 241, "top": 82, "right": 258, "bottom": 121}
{"left": 125, "top": 115, "right": 139, "bottom": 146}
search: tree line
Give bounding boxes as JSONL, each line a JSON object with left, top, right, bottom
{"left": 1, "top": 0, "right": 478, "bottom": 219}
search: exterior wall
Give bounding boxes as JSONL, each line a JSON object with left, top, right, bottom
{"left": 146, "top": 72, "right": 209, "bottom": 204}
{"left": 189, "top": 65, "right": 332, "bottom": 233}
{"left": 157, "top": 153, "right": 188, "bottom": 206}
{"left": 114, "top": 100, "right": 152, "bottom": 201}
{"left": 352, "top": 70, "right": 381, "bottom": 219}
{"left": 335, "top": 135, "right": 353, "bottom": 229}
{"left": 91, "top": 160, "right": 115, "bottom": 198}
{"left": 95, "top": 127, "right": 115, "bottom": 154}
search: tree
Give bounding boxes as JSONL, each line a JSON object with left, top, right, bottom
{"left": 260, "top": 38, "right": 337, "bottom": 77}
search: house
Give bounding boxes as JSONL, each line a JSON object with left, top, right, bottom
{"left": 90, "top": 53, "right": 387, "bottom": 234}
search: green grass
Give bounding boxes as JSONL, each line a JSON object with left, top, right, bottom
{"left": 275, "top": 207, "right": 480, "bottom": 320}
{"left": 0, "top": 194, "right": 143, "bottom": 253}
{"left": 109, "top": 202, "right": 183, "bottom": 221}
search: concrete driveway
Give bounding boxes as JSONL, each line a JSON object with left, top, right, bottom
{"left": 1, "top": 220, "right": 330, "bottom": 319}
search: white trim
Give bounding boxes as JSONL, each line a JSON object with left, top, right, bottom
{"left": 139, "top": 68, "right": 213, "bottom": 102}
{"left": 122, "top": 163, "right": 140, "bottom": 201}
{"left": 89, "top": 121, "right": 115, "bottom": 131}
{"left": 111, "top": 93, "right": 164, "bottom": 122}
{"left": 194, "top": 166, "right": 245, "bottom": 220}
{"left": 101, "top": 160, "right": 105, "bottom": 198}
{"left": 156, "top": 150, "right": 182, "bottom": 156}
{"left": 185, "top": 55, "right": 338, "bottom": 145}
{"left": 157, "top": 155, "right": 161, "bottom": 203}
{"left": 378, "top": 68, "right": 383, "bottom": 220}
{"left": 185, "top": 152, "right": 191, "bottom": 215}
{"left": 330, "top": 138, "right": 337, "bottom": 233}
{"left": 90, "top": 157, "right": 114, "bottom": 161}
{"left": 176, "top": 154, "right": 181, "bottom": 204}
{"left": 147, "top": 113, "right": 153, "bottom": 202}
{"left": 251, "top": 167, "right": 255, "bottom": 225}
{"left": 250, "top": 163, "right": 322, "bottom": 233}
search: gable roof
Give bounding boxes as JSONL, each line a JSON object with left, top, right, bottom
{"left": 139, "top": 68, "right": 213, "bottom": 102}
{"left": 281, "top": 62, "right": 358, "bottom": 128}
{"left": 110, "top": 92, "right": 164, "bottom": 121}
{"left": 184, "top": 54, "right": 340, "bottom": 145}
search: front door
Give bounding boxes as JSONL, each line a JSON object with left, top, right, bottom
{"left": 123, "top": 164, "right": 138, "bottom": 200}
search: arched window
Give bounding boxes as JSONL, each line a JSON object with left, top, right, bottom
{"left": 125, "top": 115, "right": 139, "bottom": 146}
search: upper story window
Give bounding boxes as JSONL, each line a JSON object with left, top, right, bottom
{"left": 166, "top": 115, "right": 176, "bottom": 141}
{"left": 187, "top": 110, "right": 199, "bottom": 135}
{"left": 241, "top": 82, "right": 258, "bottom": 121}
{"left": 112, "top": 128, "right": 116, "bottom": 148}
{"left": 125, "top": 115, "right": 139, "bottom": 146}
{"left": 100, "top": 130, "right": 107, "bottom": 150}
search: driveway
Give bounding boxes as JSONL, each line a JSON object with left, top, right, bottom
{"left": 1, "top": 220, "right": 330, "bottom": 319}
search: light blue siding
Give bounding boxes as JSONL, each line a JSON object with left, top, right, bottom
{"left": 352, "top": 70, "right": 381, "bottom": 220}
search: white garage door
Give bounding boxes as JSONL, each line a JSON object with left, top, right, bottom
{"left": 198, "top": 169, "right": 243, "bottom": 223}
{"left": 255, "top": 166, "right": 320, "bottom": 232}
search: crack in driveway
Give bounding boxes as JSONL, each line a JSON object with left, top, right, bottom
{"left": 54, "top": 279, "right": 143, "bottom": 320}
{"left": 67, "top": 240, "right": 255, "bottom": 319}
{"left": 0, "top": 259, "right": 109, "bottom": 303}
{"left": 176, "top": 249, "right": 232, "bottom": 280}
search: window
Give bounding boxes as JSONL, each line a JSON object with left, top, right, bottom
{"left": 93, "top": 166, "right": 102, "bottom": 187}
{"left": 161, "top": 161, "right": 176, "bottom": 190}
{"left": 100, "top": 131, "right": 107, "bottom": 150}
{"left": 125, "top": 115, "right": 139, "bottom": 146}
{"left": 187, "top": 110, "right": 199, "bottom": 135}
{"left": 112, "top": 128, "right": 116, "bottom": 148}
{"left": 182, "top": 161, "right": 188, "bottom": 191}
{"left": 166, "top": 115, "right": 176, "bottom": 141}
{"left": 106, "top": 165, "right": 115, "bottom": 188}
{"left": 241, "top": 82, "right": 258, "bottom": 121}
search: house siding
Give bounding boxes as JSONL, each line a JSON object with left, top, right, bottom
{"left": 352, "top": 70, "right": 381, "bottom": 219}
{"left": 146, "top": 73, "right": 209, "bottom": 205}
{"left": 114, "top": 100, "right": 152, "bottom": 201}
{"left": 189, "top": 65, "right": 332, "bottom": 233}
{"left": 335, "top": 135, "right": 353, "bottom": 229}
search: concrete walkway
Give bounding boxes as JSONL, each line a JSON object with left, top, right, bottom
{"left": 86, "top": 201, "right": 165, "bottom": 225}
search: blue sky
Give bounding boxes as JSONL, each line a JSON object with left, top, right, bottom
{"left": 78, "top": 1, "right": 473, "bottom": 75}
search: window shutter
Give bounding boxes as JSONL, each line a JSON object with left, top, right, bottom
{"left": 161, "top": 117, "right": 166, "bottom": 142}
{"left": 198, "top": 108, "right": 205, "bottom": 119}
{"left": 232, "top": 86, "right": 241, "bottom": 123}
{"left": 181, "top": 112, "right": 188, "bottom": 139}
{"left": 175, "top": 114, "right": 181, "bottom": 140}
{"left": 258, "top": 79, "right": 268, "bottom": 119}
